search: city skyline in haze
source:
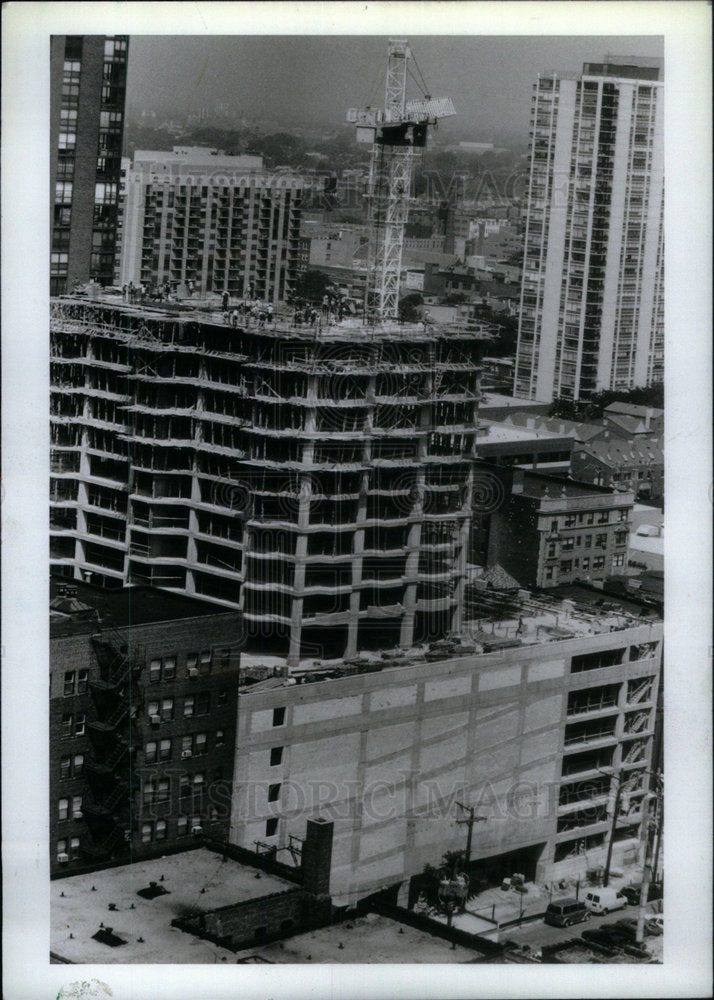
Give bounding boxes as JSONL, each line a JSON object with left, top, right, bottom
{"left": 126, "top": 34, "right": 664, "bottom": 142}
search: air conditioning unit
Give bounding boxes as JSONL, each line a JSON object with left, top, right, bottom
{"left": 191, "top": 825, "right": 203, "bottom": 835}
{"left": 181, "top": 750, "right": 192, "bottom": 759}
{"left": 73, "top": 810, "right": 83, "bottom": 820}
{"left": 149, "top": 714, "right": 161, "bottom": 725}
{"left": 57, "top": 853, "right": 69, "bottom": 863}
{"left": 188, "top": 667, "right": 199, "bottom": 678}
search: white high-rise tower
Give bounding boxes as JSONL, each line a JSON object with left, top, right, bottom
{"left": 514, "top": 57, "right": 664, "bottom": 402}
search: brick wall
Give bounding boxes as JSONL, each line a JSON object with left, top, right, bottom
{"left": 51, "top": 610, "right": 244, "bottom": 875}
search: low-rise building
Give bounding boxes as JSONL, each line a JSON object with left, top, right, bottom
{"left": 570, "top": 435, "right": 663, "bottom": 506}
{"left": 228, "top": 585, "right": 662, "bottom": 904}
{"left": 475, "top": 421, "right": 573, "bottom": 475}
{"left": 473, "top": 467, "right": 633, "bottom": 590}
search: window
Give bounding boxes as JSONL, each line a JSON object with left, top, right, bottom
{"left": 55, "top": 182, "right": 73, "bottom": 205}
{"left": 265, "top": 817, "right": 278, "bottom": 838}
{"left": 61, "top": 713, "right": 72, "bottom": 737}
{"left": 161, "top": 698, "right": 174, "bottom": 721}
{"left": 582, "top": 557, "right": 590, "bottom": 571}
{"left": 75, "top": 713, "right": 86, "bottom": 736}
{"left": 143, "top": 780, "right": 155, "bottom": 805}
{"left": 70, "top": 837, "right": 80, "bottom": 860}
{"left": 57, "top": 840, "right": 67, "bottom": 859}
{"left": 157, "top": 778, "right": 170, "bottom": 803}
{"left": 595, "top": 533, "right": 607, "bottom": 548}
{"left": 584, "top": 535, "right": 592, "bottom": 549}
{"left": 564, "top": 515, "right": 576, "bottom": 527}
{"left": 187, "top": 653, "right": 198, "bottom": 671}
{"left": 179, "top": 775, "right": 190, "bottom": 798}
{"left": 77, "top": 669, "right": 88, "bottom": 694}
{"left": 613, "top": 553, "right": 625, "bottom": 567}
{"left": 196, "top": 692, "right": 210, "bottom": 715}
{"left": 547, "top": 543, "right": 557, "bottom": 557}
{"left": 194, "top": 733, "right": 207, "bottom": 756}
{"left": 141, "top": 822, "right": 153, "bottom": 844}
{"left": 215, "top": 730, "right": 225, "bottom": 746}
{"left": 58, "top": 132, "right": 77, "bottom": 150}
{"left": 272, "top": 707, "right": 286, "bottom": 727}
{"left": 562, "top": 537, "right": 575, "bottom": 551}
{"left": 63, "top": 672, "right": 75, "bottom": 696}
{"left": 560, "top": 560, "right": 572, "bottom": 573}
{"left": 199, "top": 650, "right": 212, "bottom": 675}
{"left": 147, "top": 700, "right": 159, "bottom": 719}
{"left": 268, "top": 783, "right": 281, "bottom": 803}
{"left": 618, "top": 509, "right": 629, "bottom": 522}
{"left": 545, "top": 566, "right": 554, "bottom": 581}
{"left": 145, "top": 741, "right": 157, "bottom": 764}
{"left": 615, "top": 530, "right": 628, "bottom": 546}
{"left": 270, "top": 746, "right": 283, "bottom": 766}
{"left": 160, "top": 738, "right": 172, "bottom": 761}
{"left": 58, "top": 798, "right": 69, "bottom": 821}
{"left": 155, "top": 819, "right": 167, "bottom": 841}
{"left": 217, "top": 689, "right": 228, "bottom": 706}
{"left": 72, "top": 795, "right": 82, "bottom": 818}
{"left": 184, "top": 695, "right": 195, "bottom": 717}
{"left": 73, "top": 754, "right": 84, "bottom": 777}
{"left": 177, "top": 815, "right": 189, "bottom": 837}
{"left": 149, "top": 659, "right": 161, "bottom": 683}
{"left": 586, "top": 512, "right": 594, "bottom": 525}
{"left": 597, "top": 511, "right": 609, "bottom": 524}
{"left": 550, "top": 520, "right": 558, "bottom": 532}
{"left": 163, "top": 656, "right": 176, "bottom": 680}
{"left": 593, "top": 556, "right": 605, "bottom": 570}
{"left": 60, "top": 756, "right": 71, "bottom": 780}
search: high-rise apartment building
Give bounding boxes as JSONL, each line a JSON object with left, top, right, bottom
{"left": 50, "top": 296, "right": 489, "bottom": 664}
{"left": 50, "top": 36, "right": 129, "bottom": 295}
{"left": 118, "top": 147, "right": 304, "bottom": 304}
{"left": 515, "top": 58, "right": 664, "bottom": 402}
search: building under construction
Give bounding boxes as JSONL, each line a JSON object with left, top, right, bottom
{"left": 51, "top": 296, "right": 490, "bottom": 664}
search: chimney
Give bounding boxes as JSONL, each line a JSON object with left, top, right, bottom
{"left": 301, "top": 818, "right": 334, "bottom": 899}
{"left": 645, "top": 408, "right": 652, "bottom": 430}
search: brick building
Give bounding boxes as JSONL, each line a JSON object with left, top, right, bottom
{"left": 471, "top": 466, "right": 634, "bottom": 589}
{"left": 50, "top": 576, "right": 248, "bottom": 875}
{"left": 50, "top": 35, "right": 128, "bottom": 294}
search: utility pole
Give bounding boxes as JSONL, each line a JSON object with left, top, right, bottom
{"left": 602, "top": 774, "right": 623, "bottom": 888}
{"left": 455, "top": 801, "right": 487, "bottom": 869}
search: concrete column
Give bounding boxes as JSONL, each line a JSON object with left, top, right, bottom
{"left": 346, "top": 373, "right": 374, "bottom": 658}
{"left": 400, "top": 371, "right": 431, "bottom": 648}
{"left": 288, "top": 375, "right": 317, "bottom": 666}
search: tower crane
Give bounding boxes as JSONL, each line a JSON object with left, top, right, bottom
{"left": 347, "top": 38, "right": 455, "bottom": 321}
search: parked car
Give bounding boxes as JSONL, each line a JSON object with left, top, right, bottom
{"left": 621, "top": 881, "right": 663, "bottom": 906}
{"left": 544, "top": 897, "right": 590, "bottom": 928}
{"left": 583, "top": 887, "right": 628, "bottom": 915}
{"left": 645, "top": 914, "right": 664, "bottom": 936}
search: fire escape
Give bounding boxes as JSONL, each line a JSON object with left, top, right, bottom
{"left": 83, "top": 628, "right": 144, "bottom": 859}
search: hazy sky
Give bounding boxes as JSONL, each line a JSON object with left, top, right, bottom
{"left": 126, "top": 34, "right": 664, "bottom": 140}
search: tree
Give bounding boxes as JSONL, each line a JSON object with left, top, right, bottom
{"left": 398, "top": 292, "right": 423, "bottom": 323}
{"left": 293, "top": 269, "right": 332, "bottom": 303}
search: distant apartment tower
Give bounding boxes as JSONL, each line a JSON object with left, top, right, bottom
{"left": 118, "top": 147, "right": 304, "bottom": 304}
{"left": 50, "top": 35, "right": 128, "bottom": 294}
{"left": 515, "top": 58, "right": 664, "bottom": 402}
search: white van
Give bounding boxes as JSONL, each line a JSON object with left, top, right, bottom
{"left": 583, "top": 887, "right": 628, "bottom": 915}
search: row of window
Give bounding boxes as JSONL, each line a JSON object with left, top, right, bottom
{"left": 551, "top": 509, "right": 626, "bottom": 530}
{"left": 146, "top": 688, "right": 225, "bottom": 721}
{"left": 140, "top": 816, "right": 204, "bottom": 843}
{"left": 148, "top": 650, "right": 214, "bottom": 681}
{"left": 144, "top": 728, "right": 225, "bottom": 762}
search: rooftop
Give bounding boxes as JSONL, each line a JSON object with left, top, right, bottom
{"left": 237, "top": 910, "right": 477, "bottom": 964}
{"left": 51, "top": 848, "right": 296, "bottom": 964}
{"left": 51, "top": 293, "right": 493, "bottom": 344}
{"left": 132, "top": 146, "right": 264, "bottom": 170}
{"left": 50, "top": 576, "right": 236, "bottom": 637}
{"left": 479, "top": 393, "right": 549, "bottom": 411}
{"left": 239, "top": 582, "right": 661, "bottom": 682}
{"left": 475, "top": 420, "right": 572, "bottom": 446}
{"left": 516, "top": 469, "right": 629, "bottom": 500}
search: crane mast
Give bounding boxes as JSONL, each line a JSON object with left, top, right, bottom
{"left": 347, "top": 39, "right": 455, "bottom": 321}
